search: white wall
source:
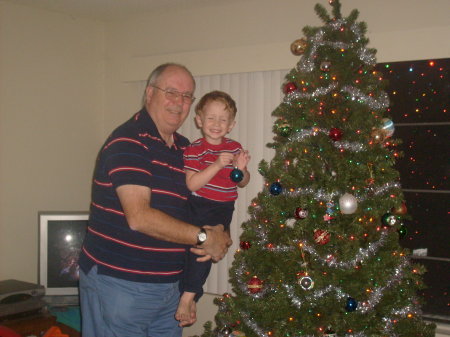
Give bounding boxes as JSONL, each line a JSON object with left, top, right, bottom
{"left": 0, "top": 2, "right": 104, "bottom": 281}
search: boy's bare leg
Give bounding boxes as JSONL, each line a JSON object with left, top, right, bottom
{"left": 176, "top": 291, "right": 197, "bottom": 327}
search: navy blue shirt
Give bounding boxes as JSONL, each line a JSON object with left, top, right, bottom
{"left": 79, "top": 108, "right": 191, "bottom": 283}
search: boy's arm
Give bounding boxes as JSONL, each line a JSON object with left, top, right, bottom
{"left": 235, "top": 149, "right": 251, "bottom": 188}
{"left": 185, "top": 152, "right": 234, "bottom": 191}
{"left": 185, "top": 164, "right": 222, "bottom": 192}
{"left": 237, "top": 168, "right": 250, "bottom": 188}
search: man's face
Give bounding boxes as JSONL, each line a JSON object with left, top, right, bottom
{"left": 145, "top": 66, "right": 195, "bottom": 137}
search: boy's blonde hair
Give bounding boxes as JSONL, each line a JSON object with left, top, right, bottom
{"left": 195, "top": 90, "right": 237, "bottom": 118}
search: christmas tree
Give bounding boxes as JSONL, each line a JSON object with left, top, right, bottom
{"left": 200, "top": 1, "right": 436, "bottom": 336}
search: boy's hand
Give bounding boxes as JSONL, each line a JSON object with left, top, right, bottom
{"left": 234, "top": 149, "right": 251, "bottom": 170}
{"left": 215, "top": 152, "right": 234, "bottom": 168}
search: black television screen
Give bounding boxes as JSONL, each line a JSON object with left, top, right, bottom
{"left": 38, "top": 212, "right": 88, "bottom": 297}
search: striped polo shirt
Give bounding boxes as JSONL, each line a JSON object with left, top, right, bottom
{"left": 79, "top": 108, "right": 191, "bottom": 283}
{"left": 183, "top": 137, "right": 242, "bottom": 202}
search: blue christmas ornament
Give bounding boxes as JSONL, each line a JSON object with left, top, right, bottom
{"left": 269, "top": 182, "right": 283, "bottom": 195}
{"left": 230, "top": 168, "right": 244, "bottom": 182}
{"left": 345, "top": 297, "right": 358, "bottom": 312}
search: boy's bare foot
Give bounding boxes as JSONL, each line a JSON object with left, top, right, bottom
{"left": 176, "top": 292, "right": 197, "bottom": 327}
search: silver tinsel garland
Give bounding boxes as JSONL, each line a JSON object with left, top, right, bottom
{"left": 280, "top": 181, "right": 401, "bottom": 202}
{"left": 341, "top": 85, "right": 390, "bottom": 110}
{"left": 301, "top": 230, "right": 389, "bottom": 269}
{"left": 286, "top": 127, "right": 366, "bottom": 152}
{"left": 255, "top": 230, "right": 389, "bottom": 269}
{"left": 283, "top": 257, "right": 410, "bottom": 313}
{"left": 283, "top": 83, "right": 389, "bottom": 112}
{"left": 235, "top": 301, "right": 420, "bottom": 337}
{"left": 285, "top": 16, "right": 387, "bottom": 113}
{"left": 297, "top": 18, "right": 376, "bottom": 74}
{"left": 283, "top": 83, "right": 338, "bottom": 103}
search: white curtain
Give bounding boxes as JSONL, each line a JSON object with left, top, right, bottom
{"left": 133, "top": 69, "right": 288, "bottom": 294}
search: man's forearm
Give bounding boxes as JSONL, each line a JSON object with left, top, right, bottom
{"left": 130, "top": 207, "right": 199, "bottom": 245}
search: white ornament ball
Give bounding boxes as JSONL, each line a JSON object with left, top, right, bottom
{"left": 285, "top": 218, "right": 297, "bottom": 228}
{"left": 339, "top": 193, "right": 358, "bottom": 214}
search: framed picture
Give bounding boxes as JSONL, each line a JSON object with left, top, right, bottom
{"left": 38, "top": 211, "right": 88, "bottom": 296}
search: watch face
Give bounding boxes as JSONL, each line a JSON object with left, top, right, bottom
{"left": 198, "top": 232, "right": 207, "bottom": 242}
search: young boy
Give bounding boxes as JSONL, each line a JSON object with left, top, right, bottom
{"left": 176, "top": 90, "right": 250, "bottom": 326}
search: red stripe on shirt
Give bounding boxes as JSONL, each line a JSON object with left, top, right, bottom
{"left": 152, "top": 189, "right": 188, "bottom": 200}
{"left": 103, "top": 137, "right": 149, "bottom": 151}
{"left": 94, "top": 179, "right": 113, "bottom": 187}
{"left": 109, "top": 167, "right": 152, "bottom": 176}
{"left": 82, "top": 247, "right": 183, "bottom": 276}
{"left": 92, "top": 202, "right": 124, "bottom": 216}
{"left": 152, "top": 160, "right": 185, "bottom": 173}
{"left": 139, "top": 133, "right": 163, "bottom": 143}
{"left": 87, "top": 227, "right": 185, "bottom": 252}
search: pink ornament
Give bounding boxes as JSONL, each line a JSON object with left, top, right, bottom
{"left": 323, "top": 214, "right": 334, "bottom": 222}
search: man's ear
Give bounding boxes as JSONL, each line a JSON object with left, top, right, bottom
{"left": 145, "top": 86, "right": 153, "bottom": 103}
{"left": 194, "top": 115, "right": 203, "bottom": 129}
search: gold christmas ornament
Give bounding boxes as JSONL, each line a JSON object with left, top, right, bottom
{"left": 290, "top": 38, "right": 307, "bottom": 55}
{"left": 370, "top": 128, "right": 387, "bottom": 144}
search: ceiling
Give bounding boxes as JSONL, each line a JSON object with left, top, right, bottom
{"left": 0, "top": 0, "right": 238, "bottom": 21}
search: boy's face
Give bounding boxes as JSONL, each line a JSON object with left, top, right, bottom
{"left": 195, "top": 100, "right": 236, "bottom": 145}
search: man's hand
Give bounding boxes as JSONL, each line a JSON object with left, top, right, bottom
{"left": 190, "top": 224, "right": 232, "bottom": 262}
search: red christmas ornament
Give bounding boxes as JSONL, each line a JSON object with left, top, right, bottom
{"left": 283, "top": 82, "right": 297, "bottom": 94}
{"left": 329, "top": 127, "right": 343, "bottom": 141}
{"left": 247, "top": 276, "right": 263, "bottom": 294}
{"left": 240, "top": 241, "right": 252, "bottom": 250}
{"left": 314, "top": 229, "right": 331, "bottom": 245}
{"left": 294, "top": 207, "right": 308, "bottom": 219}
{"left": 391, "top": 202, "right": 407, "bottom": 215}
{"left": 366, "top": 177, "right": 375, "bottom": 185}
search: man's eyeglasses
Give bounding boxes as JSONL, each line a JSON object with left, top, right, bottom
{"left": 151, "top": 86, "right": 196, "bottom": 104}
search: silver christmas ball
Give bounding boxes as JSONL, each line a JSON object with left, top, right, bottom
{"left": 339, "top": 193, "right": 358, "bottom": 214}
{"left": 299, "top": 276, "right": 314, "bottom": 290}
{"left": 381, "top": 118, "right": 395, "bottom": 138}
{"left": 218, "top": 326, "right": 233, "bottom": 336}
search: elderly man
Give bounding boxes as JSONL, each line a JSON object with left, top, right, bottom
{"left": 79, "top": 63, "right": 232, "bottom": 337}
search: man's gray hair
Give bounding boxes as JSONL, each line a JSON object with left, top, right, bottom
{"left": 142, "top": 63, "right": 195, "bottom": 106}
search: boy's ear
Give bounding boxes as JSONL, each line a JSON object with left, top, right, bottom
{"left": 227, "top": 120, "right": 236, "bottom": 133}
{"left": 194, "top": 114, "right": 203, "bottom": 129}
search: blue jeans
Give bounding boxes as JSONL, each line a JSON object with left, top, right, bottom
{"left": 79, "top": 265, "right": 182, "bottom": 337}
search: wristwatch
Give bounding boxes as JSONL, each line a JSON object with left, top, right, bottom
{"left": 196, "top": 227, "right": 207, "bottom": 245}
